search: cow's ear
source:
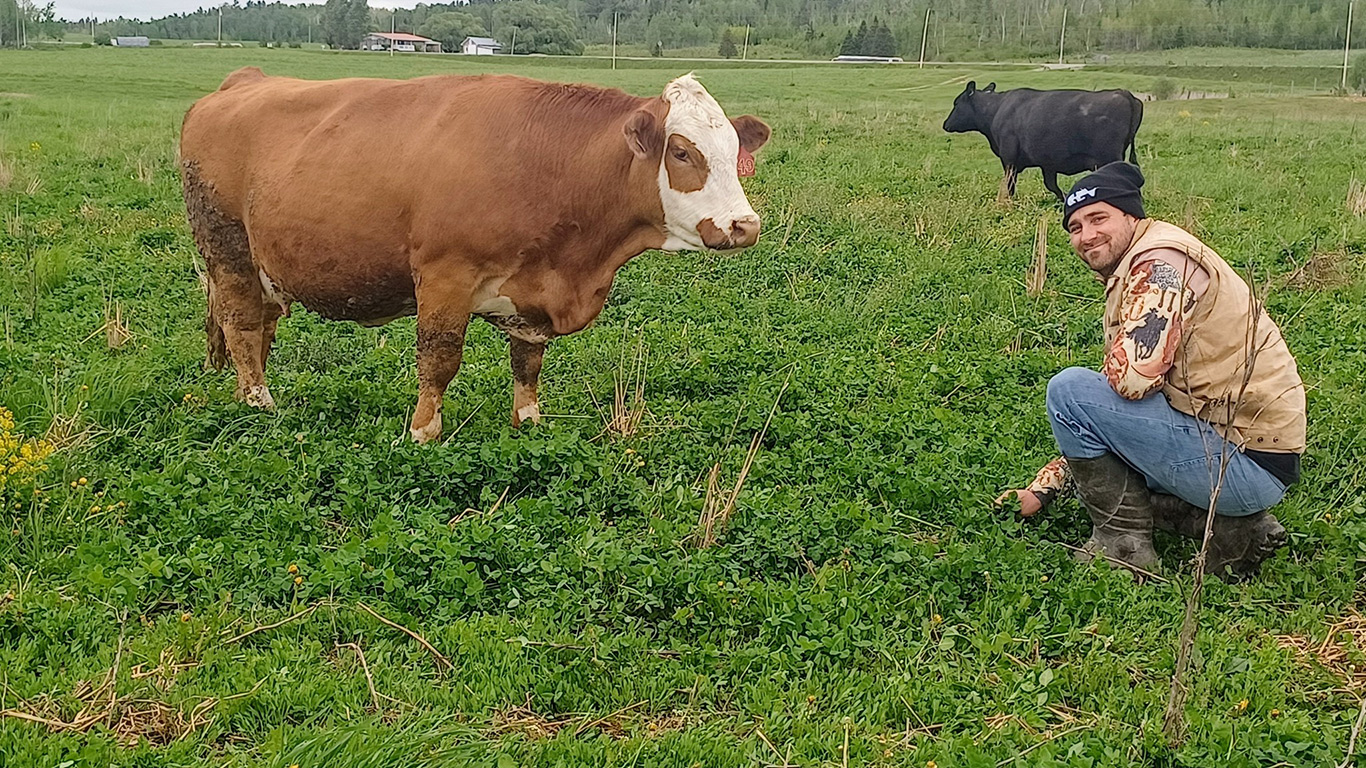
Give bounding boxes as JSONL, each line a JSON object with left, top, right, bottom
{"left": 731, "top": 115, "right": 771, "bottom": 154}
{"left": 624, "top": 108, "right": 663, "bottom": 160}
{"left": 983, "top": 82, "right": 996, "bottom": 92}
{"left": 964, "top": 81, "right": 976, "bottom": 94}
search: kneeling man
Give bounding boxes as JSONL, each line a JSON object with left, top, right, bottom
{"left": 1001, "top": 162, "right": 1305, "bottom": 581}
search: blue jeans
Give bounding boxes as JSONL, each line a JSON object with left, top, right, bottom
{"left": 1046, "top": 367, "right": 1287, "bottom": 517}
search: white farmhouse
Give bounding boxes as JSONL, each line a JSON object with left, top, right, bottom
{"left": 461, "top": 36, "right": 503, "bottom": 55}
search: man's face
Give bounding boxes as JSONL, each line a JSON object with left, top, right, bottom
{"left": 1066, "top": 202, "right": 1138, "bottom": 277}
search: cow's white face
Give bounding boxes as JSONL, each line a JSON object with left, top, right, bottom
{"left": 625, "top": 75, "right": 770, "bottom": 252}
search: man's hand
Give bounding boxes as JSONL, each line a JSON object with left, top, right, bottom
{"left": 994, "top": 488, "right": 1045, "bottom": 517}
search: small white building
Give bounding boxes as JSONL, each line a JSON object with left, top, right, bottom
{"left": 461, "top": 36, "right": 503, "bottom": 55}
{"left": 361, "top": 32, "right": 442, "bottom": 53}
{"left": 112, "top": 36, "right": 150, "bottom": 47}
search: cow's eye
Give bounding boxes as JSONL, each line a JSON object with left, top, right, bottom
{"left": 671, "top": 147, "right": 690, "bottom": 162}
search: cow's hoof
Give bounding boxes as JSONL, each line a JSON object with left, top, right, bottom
{"left": 410, "top": 415, "right": 442, "bottom": 444}
{"left": 514, "top": 402, "right": 542, "bottom": 427}
{"left": 241, "top": 385, "right": 276, "bottom": 410}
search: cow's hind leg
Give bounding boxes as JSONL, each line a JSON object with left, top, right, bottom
{"left": 510, "top": 338, "right": 545, "bottom": 427}
{"left": 183, "top": 162, "right": 275, "bottom": 409}
{"left": 410, "top": 271, "right": 473, "bottom": 444}
{"left": 1042, "top": 170, "right": 1065, "bottom": 203}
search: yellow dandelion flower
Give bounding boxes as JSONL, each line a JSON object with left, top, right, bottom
{"left": 1237, "top": 699, "right": 1248, "bottom": 711}
{"left": 78, "top": 477, "right": 88, "bottom": 486}
{"left": 294, "top": 576, "right": 303, "bottom": 585}
{"left": 180, "top": 612, "right": 191, "bottom": 622}
{"left": 29, "top": 142, "right": 40, "bottom": 152}
{"left": 932, "top": 614, "right": 943, "bottom": 624}
{"left": 288, "top": 563, "right": 299, "bottom": 574}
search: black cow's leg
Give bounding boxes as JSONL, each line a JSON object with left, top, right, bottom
{"left": 1043, "top": 169, "right": 1065, "bottom": 202}
{"left": 410, "top": 274, "right": 473, "bottom": 444}
{"left": 509, "top": 337, "right": 545, "bottom": 427}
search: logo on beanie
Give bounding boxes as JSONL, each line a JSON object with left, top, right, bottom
{"left": 1066, "top": 187, "right": 1097, "bottom": 207}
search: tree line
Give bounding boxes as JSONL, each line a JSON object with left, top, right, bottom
{"left": 55, "top": 0, "right": 1361, "bottom": 60}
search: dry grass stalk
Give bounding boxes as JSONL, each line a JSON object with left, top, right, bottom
{"left": 489, "top": 695, "right": 579, "bottom": 740}
{"left": 1275, "top": 609, "right": 1366, "bottom": 688}
{"left": 1284, "top": 249, "right": 1355, "bottom": 291}
{"left": 608, "top": 331, "right": 649, "bottom": 438}
{"left": 1348, "top": 177, "right": 1366, "bottom": 217}
{"left": 43, "top": 411, "right": 99, "bottom": 454}
{"left": 693, "top": 374, "right": 791, "bottom": 548}
{"left": 222, "top": 603, "right": 318, "bottom": 644}
{"left": 335, "top": 641, "right": 407, "bottom": 713}
{"left": 1027, "top": 214, "right": 1048, "bottom": 296}
{"left": 82, "top": 298, "right": 134, "bottom": 350}
{"left": 24, "top": 175, "right": 42, "bottom": 196}
{"left": 129, "top": 647, "right": 198, "bottom": 691}
{"left": 356, "top": 602, "right": 453, "bottom": 674}
{"left": 134, "top": 153, "right": 154, "bottom": 186}
{"left": 0, "top": 155, "right": 12, "bottom": 191}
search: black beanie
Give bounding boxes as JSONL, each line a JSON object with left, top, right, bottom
{"left": 1063, "top": 162, "right": 1146, "bottom": 228}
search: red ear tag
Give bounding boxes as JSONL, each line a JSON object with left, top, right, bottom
{"left": 737, "top": 147, "right": 756, "bottom": 178}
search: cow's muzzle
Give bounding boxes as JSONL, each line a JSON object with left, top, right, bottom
{"left": 697, "top": 215, "right": 761, "bottom": 251}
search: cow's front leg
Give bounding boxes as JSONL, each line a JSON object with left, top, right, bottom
{"left": 510, "top": 337, "right": 545, "bottom": 427}
{"left": 1042, "top": 169, "right": 1065, "bottom": 202}
{"left": 410, "top": 284, "right": 472, "bottom": 444}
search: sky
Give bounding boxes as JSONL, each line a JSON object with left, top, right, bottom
{"left": 57, "top": 0, "right": 404, "bottom": 22}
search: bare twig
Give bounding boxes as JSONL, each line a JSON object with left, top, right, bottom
{"left": 357, "top": 602, "right": 453, "bottom": 674}
{"left": 1336, "top": 696, "right": 1366, "bottom": 768}
{"left": 1163, "top": 265, "right": 1266, "bottom": 744}
{"left": 222, "top": 604, "right": 318, "bottom": 645}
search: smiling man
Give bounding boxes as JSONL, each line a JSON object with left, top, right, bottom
{"left": 1000, "top": 162, "right": 1306, "bottom": 581}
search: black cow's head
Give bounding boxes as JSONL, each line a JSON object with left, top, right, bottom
{"left": 942, "top": 81, "right": 995, "bottom": 133}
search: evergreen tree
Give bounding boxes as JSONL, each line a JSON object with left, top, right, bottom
{"left": 838, "top": 28, "right": 856, "bottom": 55}
{"left": 718, "top": 26, "right": 737, "bottom": 57}
{"left": 851, "top": 19, "right": 867, "bottom": 54}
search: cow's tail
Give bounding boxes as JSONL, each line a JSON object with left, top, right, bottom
{"left": 1127, "top": 96, "right": 1144, "bottom": 166}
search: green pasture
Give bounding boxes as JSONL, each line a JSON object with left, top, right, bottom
{"left": 1, "top": 47, "right": 1364, "bottom": 767}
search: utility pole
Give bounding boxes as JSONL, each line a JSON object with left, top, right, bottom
{"left": 918, "top": 7, "right": 930, "bottom": 68}
{"left": 611, "top": 11, "right": 617, "bottom": 70}
{"left": 217, "top": 6, "right": 222, "bottom": 46}
{"left": 1058, "top": 6, "right": 1067, "bottom": 64}
{"left": 742, "top": 24, "right": 750, "bottom": 60}
{"left": 390, "top": 11, "right": 394, "bottom": 57}
{"left": 1344, "top": 0, "right": 1356, "bottom": 92}
{"left": 510, "top": 26, "right": 516, "bottom": 55}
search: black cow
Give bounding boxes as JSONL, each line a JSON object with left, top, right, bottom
{"left": 942, "top": 81, "right": 1143, "bottom": 202}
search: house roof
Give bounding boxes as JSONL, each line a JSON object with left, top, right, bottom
{"left": 463, "top": 37, "right": 502, "bottom": 47}
{"left": 368, "top": 32, "right": 438, "bottom": 43}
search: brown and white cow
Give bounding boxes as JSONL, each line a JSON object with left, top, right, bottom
{"left": 180, "top": 68, "right": 770, "bottom": 442}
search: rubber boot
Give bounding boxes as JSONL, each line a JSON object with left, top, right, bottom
{"left": 1150, "top": 493, "right": 1288, "bottom": 582}
{"left": 1068, "top": 454, "right": 1160, "bottom": 572}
